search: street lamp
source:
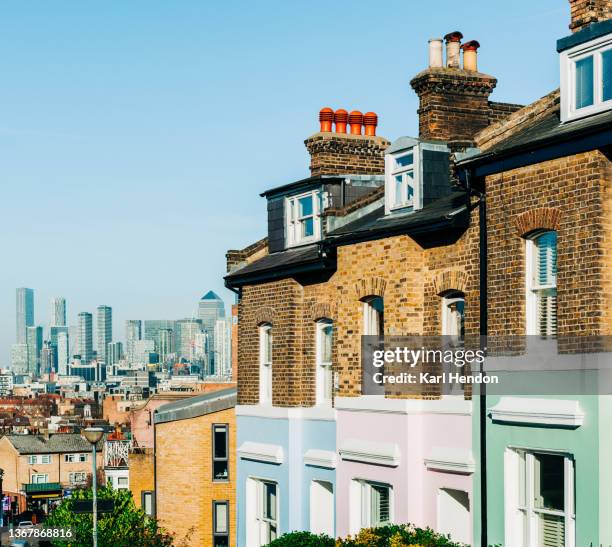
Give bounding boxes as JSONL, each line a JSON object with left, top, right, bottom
{"left": 82, "top": 427, "right": 104, "bottom": 547}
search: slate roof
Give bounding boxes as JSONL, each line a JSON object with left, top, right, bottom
{"left": 458, "top": 108, "right": 612, "bottom": 167}
{"left": 155, "top": 387, "right": 236, "bottom": 424}
{"left": 225, "top": 244, "right": 324, "bottom": 283}
{"left": 5, "top": 433, "right": 104, "bottom": 454}
{"left": 327, "top": 190, "right": 470, "bottom": 241}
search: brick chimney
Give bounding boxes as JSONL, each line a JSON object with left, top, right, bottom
{"left": 410, "top": 31, "right": 498, "bottom": 150}
{"left": 568, "top": 0, "right": 612, "bottom": 32}
{"left": 305, "top": 108, "right": 390, "bottom": 176}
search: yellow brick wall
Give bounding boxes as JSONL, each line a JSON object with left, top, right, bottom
{"left": 129, "top": 449, "right": 154, "bottom": 509}
{"left": 155, "top": 407, "right": 236, "bottom": 547}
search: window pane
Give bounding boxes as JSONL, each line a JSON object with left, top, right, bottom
{"left": 214, "top": 426, "right": 227, "bottom": 459}
{"left": 395, "top": 152, "right": 413, "bottom": 168}
{"left": 371, "top": 484, "right": 390, "bottom": 526}
{"left": 214, "top": 460, "right": 229, "bottom": 480}
{"left": 214, "top": 502, "right": 228, "bottom": 533}
{"left": 534, "top": 453, "right": 564, "bottom": 511}
{"left": 406, "top": 172, "right": 414, "bottom": 201}
{"left": 264, "top": 483, "right": 277, "bottom": 520}
{"left": 214, "top": 537, "right": 229, "bottom": 547}
{"left": 536, "top": 232, "right": 557, "bottom": 286}
{"left": 575, "top": 55, "right": 594, "bottom": 109}
{"left": 299, "top": 196, "right": 313, "bottom": 217}
{"left": 603, "top": 49, "right": 612, "bottom": 102}
{"left": 394, "top": 175, "right": 403, "bottom": 206}
{"left": 302, "top": 217, "right": 314, "bottom": 237}
{"left": 322, "top": 324, "right": 333, "bottom": 363}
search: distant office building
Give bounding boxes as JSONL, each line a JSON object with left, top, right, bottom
{"left": 49, "top": 325, "right": 69, "bottom": 346}
{"left": 96, "top": 305, "right": 112, "bottom": 364}
{"left": 77, "top": 312, "right": 94, "bottom": 364}
{"left": 197, "top": 291, "right": 225, "bottom": 333}
{"left": 50, "top": 297, "right": 66, "bottom": 326}
{"left": 68, "top": 325, "right": 79, "bottom": 358}
{"left": 214, "top": 318, "right": 232, "bottom": 377}
{"left": 143, "top": 320, "right": 176, "bottom": 352}
{"left": 40, "top": 341, "right": 55, "bottom": 375}
{"left": 69, "top": 360, "right": 106, "bottom": 382}
{"left": 16, "top": 288, "right": 34, "bottom": 344}
{"left": 11, "top": 344, "right": 28, "bottom": 374}
{"left": 26, "top": 326, "right": 43, "bottom": 375}
{"left": 192, "top": 332, "right": 208, "bottom": 364}
{"left": 125, "top": 320, "right": 142, "bottom": 363}
{"left": 0, "top": 373, "right": 14, "bottom": 396}
{"left": 57, "top": 331, "right": 70, "bottom": 375}
{"left": 175, "top": 319, "right": 203, "bottom": 360}
{"left": 158, "top": 328, "right": 174, "bottom": 362}
{"left": 133, "top": 339, "right": 155, "bottom": 365}
{"left": 107, "top": 341, "right": 124, "bottom": 365}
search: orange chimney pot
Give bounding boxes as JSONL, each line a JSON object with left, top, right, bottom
{"left": 334, "top": 109, "right": 348, "bottom": 133}
{"left": 319, "top": 107, "right": 334, "bottom": 132}
{"left": 461, "top": 40, "right": 480, "bottom": 52}
{"left": 348, "top": 110, "right": 363, "bottom": 135}
{"left": 363, "top": 112, "right": 378, "bottom": 136}
{"left": 444, "top": 31, "right": 463, "bottom": 43}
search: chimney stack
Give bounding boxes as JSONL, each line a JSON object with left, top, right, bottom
{"left": 444, "top": 31, "right": 463, "bottom": 68}
{"left": 305, "top": 108, "right": 389, "bottom": 176}
{"left": 410, "top": 32, "right": 497, "bottom": 149}
{"left": 569, "top": 0, "right": 612, "bottom": 32}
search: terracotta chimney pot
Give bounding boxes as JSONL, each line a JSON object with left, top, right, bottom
{"left": 461, "top": 40, "right": 480, "bottom": 71}
{"left": 363, "top": 112, "right": 378, "bottom": 136}
{"left": 334, "top": 109, "right": 348, "bottom": 134}
{"left": 348, "top": 110, "right": 363, "bottom": 135}
{"left": 319, "top": 107, "right": 334, "bottom": 132}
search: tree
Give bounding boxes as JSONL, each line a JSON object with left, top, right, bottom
{"left": 44, "top": 485, "right": 174, "bottom": 547}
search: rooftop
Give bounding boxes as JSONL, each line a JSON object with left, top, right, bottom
{"left": 5, "top": 433, "right": 104, "bottom": 454}
{"left": 155, "top": 387, "right": 236, "bottom": 424}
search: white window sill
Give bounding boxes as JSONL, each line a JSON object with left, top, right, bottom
{"left": 489, "top": 397, "right": 584, "bottom": 427}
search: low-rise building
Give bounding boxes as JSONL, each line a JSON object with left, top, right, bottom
{"left": 155, "top": 387, "right": 236, "bottom": 547}
{"left": 0, "top": 433, "right": 103, "bottom": 517}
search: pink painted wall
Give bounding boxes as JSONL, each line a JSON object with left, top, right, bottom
{"left": 335, "top": 400, "right": 472, "bottom": 541}
{"left": 130, "top": 398, "right": 176, "bottom": 448}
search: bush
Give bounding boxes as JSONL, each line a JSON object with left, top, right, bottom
{"left": 268, "top": 525, "right": 467, "bottom": 547}
{"left": 267, "top": 531, "right": 335, "bottom": 546}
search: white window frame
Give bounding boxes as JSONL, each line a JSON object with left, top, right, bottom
{"left": 31, "top": 473, "right": 48, "bottom": 484}
{"left": 117, "top": 476, "right": 129, "bottom": 489}
{"left": 525, "top": 231, "right": 557, "bottom": 336}
{"left": 441, "top": 293, "right": 465, "bottom": 338}
{"left": 385, "top": 147, "right": 421, "bottom": 214}
{"left": 351, "top": 479, "right": 393, "bottom": 531}
{"left": 285, "top": 190, "right": 323, "bottom": 247}
{"left": 40, "top": 455, "right": 51, "bottom": 464}
{"left": 315, "top": 319, "right": 333, "bottom": 406}
{"left": 259, "top": 324, "right": 272, "bottom": 405}
{"left": 27, "top": 455, "right": 38, "bottom": 465}
{"left": 560, "top": 33, "right": 612, "bottom": 122}
{"left": 504, "top": 448, "right": 575, "bottom": 547}
{"left": 255, "top": 479, "right": 279, "bottom": 546}
{"left": 69, "top": 472, "right": 87, "bottom": 485}
{"left": 362, "top": 296, "right": 384, "bottom": 336}
{"left": 65, "top": 453, "right": 86, "bottom": 463}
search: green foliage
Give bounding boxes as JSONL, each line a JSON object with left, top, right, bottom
{"left": 269, "top": 524, "right": 467, "bottom": 547}
{"left": 44, "top": 485, "right": 174, "bottom": 547}
{"left": 267, "top": 531, "right": 335, "bottom": 547}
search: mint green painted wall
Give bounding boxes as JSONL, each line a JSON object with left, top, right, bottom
{"left": 473, "top": 394, "right": 601, "bottom": 547}
{"left": 599, "top": 395, "right": 612, "bottom": 546}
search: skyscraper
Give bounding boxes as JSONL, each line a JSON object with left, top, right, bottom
{"left": 175, "top": 318, "right": 203, "bottom": 360}
{"left": 96, "top": 305, "right": 112, "bottom": 364}
{"left": 125, "top": 320, "right": 142, "bottom": 363}
{"left": 11, "top": 344, "right": 28, "bottom": 374}
{"left": 50, "top": 297, "right": 66, "bottom": 327}
{"left": 57, "top": 331, "right": 69, "bottom": 375}
{"left": 214, "top": 318, "right": 232, "bottom": 377}
{"left": 16, "top": 288, "right": 34, "bottom": 344}
{"left": 40, "top": 341, "right": 55, "bottom": 375}
{"left": 158, "top": 328, "right": 174, "bottom": 363}
{"left": 107, "top": 341, "right": 124, "bottom": 365}
{"left": 77, "top": 312, "right": 93, "bottom": 364}
{"left": 26, "top": 326, "right": 43, "bottom": 375}
{"left": 143, "top": 320, "right": 176, "bottom": 353}
{"left": 197, "top": 291, "right": 225, "bottom": 333}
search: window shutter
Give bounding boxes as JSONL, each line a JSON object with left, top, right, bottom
{"left": 539, "top": 513, "right": 565, "bottom": 547}
{"left": 537, "top": 293, "right": 558, "bottom": 336}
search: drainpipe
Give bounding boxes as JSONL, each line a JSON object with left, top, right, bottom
{"left": 477, "top": 173, "right": 488, "bottom": 547}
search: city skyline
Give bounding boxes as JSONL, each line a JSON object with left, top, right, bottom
{"left": 0, "top": 1, "right": 568, "bottom": 363}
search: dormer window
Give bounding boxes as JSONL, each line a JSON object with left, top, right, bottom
{"left": 560, "top": 28, "right": 612, "bottom": 122}
{"left": 286, "top": 190, "right": 322, "bottom": 247}
{"left": 390, "top": 150, "right": 415, "bottom": 210}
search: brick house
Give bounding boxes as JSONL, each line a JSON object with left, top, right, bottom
{"left": 224, "top": 26, "right": 526, "bottom": 544}
{"left": 154, "top": 387, "right": 236, "bottom": 547}
{"left": 454, "top": 2, "right": 612, "bottom": 546}
{"left": 0, "top": 433, "right": 103, "bottom": 518}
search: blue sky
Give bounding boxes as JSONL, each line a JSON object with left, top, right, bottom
{"left": 0, "top": 0, "right": 569, "bottom": 362}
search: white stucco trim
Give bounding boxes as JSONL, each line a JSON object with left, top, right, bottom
{"left": 424, "top": 447, "right": 475, "bottom": 474}
{"left": 237, "top": 441, "right": 284, "bottom": 464}
{"left": 489, "top": 397, "right": 584, "bottom": 427}
{"left": 303, "top": 449, "right": 337, "bottom": 469}
{"left": 339, "top": 438, "right": 400, "bottom": 467}
{"left": 335, "top": 395, "right": 471, "bottom": 415}
{"left": 236, "top": 404, "right": 336, "bottom": 421}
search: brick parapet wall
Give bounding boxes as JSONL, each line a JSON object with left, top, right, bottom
{"left": 569, "top": 0, "right": 612, "bottom": 31}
